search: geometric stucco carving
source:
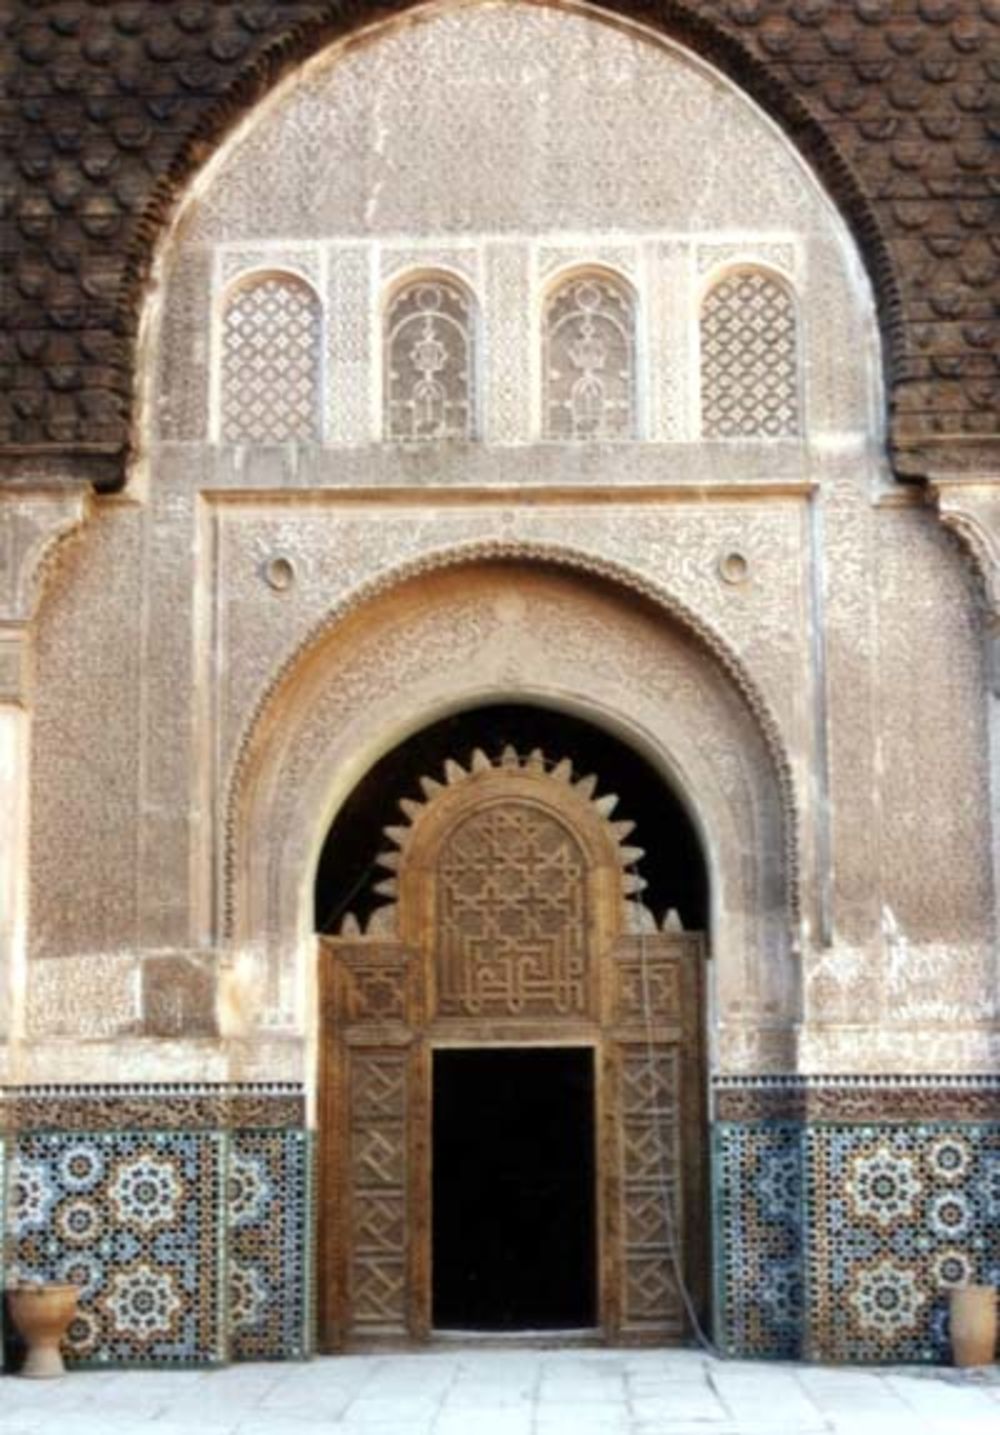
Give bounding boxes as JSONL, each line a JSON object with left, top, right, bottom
{"left": 147, "top": 4, "right": 879, "bottom": 458}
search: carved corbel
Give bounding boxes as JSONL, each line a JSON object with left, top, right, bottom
{"left": 932, "top": 477, "right": 1000, "bottom": 695}
{"left": 0, "top": 487, "right": 89, "bottom": 704}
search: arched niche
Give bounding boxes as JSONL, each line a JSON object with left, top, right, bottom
{"left": 225, "top": 554, "right": 799, "bottom": 1074}
{"left": 144, "top": 0, "right": 882, "bottom": 463}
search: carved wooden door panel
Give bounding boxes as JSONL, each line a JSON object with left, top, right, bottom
{"left": 429, "top": 796, "right": 594, "bottom": 1019}
{"left": 318, "top": 752, "right": 705, "bottom": 1349}
{"left": 605, "top": 935, "right": 705, "bottom": 1338}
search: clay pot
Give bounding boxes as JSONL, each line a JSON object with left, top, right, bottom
{"left": 949, "top": 1284, "right": 997, "bottom": 1368}
{"left": 6, "top": 1283, "right": 80, "bottom": 1378}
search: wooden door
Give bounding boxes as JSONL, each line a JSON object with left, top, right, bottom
{"left": 317, "top": 752, "right": 706, "bottom": 1348}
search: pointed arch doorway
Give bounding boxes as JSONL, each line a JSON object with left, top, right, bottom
{"left": 315, "top": 705, "right": 709, "bottom": 1349}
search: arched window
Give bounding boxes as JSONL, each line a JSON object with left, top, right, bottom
{"left": 700, "top": 270, "right": 799, "bottom": 438}
{"left": 384, "top": 275, "right": 476, "bottom": 441}
{"left": 221, "top": 273, "right": 321, "bottom": 444}
{"left": 542, "top": 270, "right": 637, "bottom": 440}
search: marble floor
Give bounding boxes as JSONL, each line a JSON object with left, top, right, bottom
{"left": 1, "top": 1347, "right": 999, "bottom": 1434}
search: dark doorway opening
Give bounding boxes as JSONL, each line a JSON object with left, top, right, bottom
{"left": 432, "top": 1047, "right": 597, "bottom": 1331}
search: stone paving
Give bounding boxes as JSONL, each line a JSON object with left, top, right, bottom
{"left": 1, "top": 1347, "right": 999, "bottom": 1435}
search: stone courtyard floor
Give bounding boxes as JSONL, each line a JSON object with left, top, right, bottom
{"left": 1, "top": 1347, "right": 1000, "bottom": 1434}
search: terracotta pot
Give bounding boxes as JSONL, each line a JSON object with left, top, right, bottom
{"left": 6, "top": 1283, "right": 80, "bottom": 1378}
{"left": 949, "top": 1284, "right": 997, "bottom": 1368}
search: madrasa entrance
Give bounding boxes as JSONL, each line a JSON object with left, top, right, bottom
{"left": 315, "top": 706, "right": 709, "bottom": 1349}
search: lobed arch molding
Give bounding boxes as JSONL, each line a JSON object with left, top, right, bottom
{"left": 224, "top": 544, "right": 801, "bottom": 1068}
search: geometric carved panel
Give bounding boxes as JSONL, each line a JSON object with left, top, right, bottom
{"left": 619, "top": 1046, "right": 685, "bottom": 1334}
{"left": 221, "top": 274, "right": 321, "bottom": 444}
{"left": 336, "top": 946, "right": 411, "bottom": 1024}
{"left": 435, "top": 800, "right": 589, "bottom": 1018}
{"left": 700, "top": 270, "right": 799, "bottom": 438}
{"left": 348, "top": 1052, "right": 408, "bottom": 1333}
{"left": 616, "top": 956, "right": 682, "bottom": 1022}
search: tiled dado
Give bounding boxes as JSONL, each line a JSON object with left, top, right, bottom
{"left": 1, "top": 1084, "right": 311, "bottom": 1368}
{"left": 714, "top": 1077, "right": 1000, "bottom": 1364}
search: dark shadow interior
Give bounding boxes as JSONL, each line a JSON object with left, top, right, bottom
{"left": 432, "top": 1046, "right": 597, "bottom": 1331}
{"left": 315, "top": 702, "right": 708, "bottom": 934}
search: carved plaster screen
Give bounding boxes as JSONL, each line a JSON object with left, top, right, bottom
{"left": 384, "top": 276, "right": 476, "bottom": 441}
{"left": 543, "top": 272, "right": 637, "bottom": 440}
{"left": 318, "top": 752, "right": 706, "bottom": 1349}
{"left": 220, "top": 273, "right": 321, "bottom": 443}
{"left": 699, "top": 270, "right": 799, "bottom": 438}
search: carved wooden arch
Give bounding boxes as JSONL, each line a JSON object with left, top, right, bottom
{"left": 318, "top": 748, "right": 707, "bottom": 1349}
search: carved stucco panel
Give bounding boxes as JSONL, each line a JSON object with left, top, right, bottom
{"left": 154, "top": 248, "right": 211, "bottom": 444}
{"left": 184, "top": 7, "right": 823, "bottom": 246}
{"left": 219, "top": 247, "right": 321, "bottom": 289}
{"left": 27, "top": 953, "right": 140, "bottom": 1040}
{"left": 0, "top": 489, "right": 90, "bottom": 626}
{"left": 135, "top": 491, "right": 199, "bottom": 950}
{"left": 797, "top": 1025, "right": 1000, "bottom": 1077}
{"left": 645, "top": 239, "right": 689, "bottom": 443}
{"left": 326, "top": 246, "right": 371, "bottom": 445}
{"left": 820, "top": 475, "right": 882, "bottom": 963}
{"left": 484, "top": 242, "right": 531, "bottom": 443}
{"left": 212, "top": 502, "right": 811, "bottom": 795}
{"left": 30, "top": 508, "right": 144, "bottom": 960}
{"left": 804, "top": 234, "right": 882, "bottom": 441}
{"left": 873, "top": 506, "right": 995, "bottom": 1023}
{"left": 380, "top": 247, "right": 480, "bottom": 285}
